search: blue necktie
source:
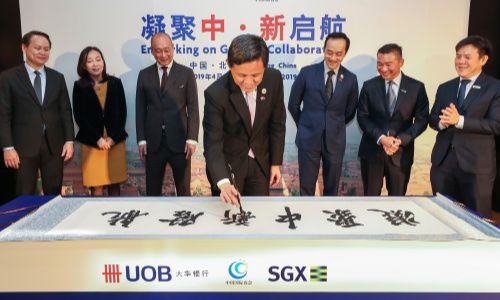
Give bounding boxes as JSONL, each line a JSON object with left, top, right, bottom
{"left": 457, "top": 79, "right": 471, "bottom": 111}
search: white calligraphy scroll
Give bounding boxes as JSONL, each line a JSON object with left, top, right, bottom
{"left": 47, "top": 198, "right": 459, "bottom": 239}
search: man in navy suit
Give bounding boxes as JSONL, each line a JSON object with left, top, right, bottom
{"left": 430, "top": 36, "right": 500, "bottom": 217}
{"left": 357, "top": 44, "right": 429, "bottom": 196}
{"left": 0, "top": 30, "right": 74, "bottom": 196}
{"left": 288, "top": 32, "right": 358, "bottom": 196}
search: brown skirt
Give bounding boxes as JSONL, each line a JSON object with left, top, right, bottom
{"left": 80, "top": 141, "right": 127, "bottom": 187}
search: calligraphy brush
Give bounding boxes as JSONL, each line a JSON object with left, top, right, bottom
{"left": 228, "top": 163, "right": 247, "bottom": 221}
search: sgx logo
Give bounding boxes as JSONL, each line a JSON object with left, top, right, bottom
{"left": 102, "top": 264, "right": 172, "bottom": 284}
{"left": 268, "top": 265, "right": 327, "bottom": 282}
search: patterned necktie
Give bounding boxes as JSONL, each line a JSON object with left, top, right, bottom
{"left": 387, "top": 80, "right": 397, "bottom": 115}
{"left": 457, "top": 79, "right": 471, "bottom": 111}
{"left": 34, "top": 70, "right": 43, "bottom": 104}
{"left": 325, "top": 70, "right": 335, "bottom": 98}
{"left": 160, "top": 66, "right": 168, "bottom": 90}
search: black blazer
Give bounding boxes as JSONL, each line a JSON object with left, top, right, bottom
{"left": 430, "top": 73, "right": 500, "bottom": 174}
{"left": 0, "top": 64, "right": 74, "bottom": 157}
{"left": 203, "top": 68, "right": 286, "bottom": 185}
{"left": 357, "top": 73, "right": 429, "bottom": 167}
{"left": 72, "top": 76, "right": 128, "bottom": 148}
{"left": 135, "top": 61, "right": 199, "bottom": 153}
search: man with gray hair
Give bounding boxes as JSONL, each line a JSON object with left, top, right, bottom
{"left": 136, "top": 32, "right": 199, "bottom": 196}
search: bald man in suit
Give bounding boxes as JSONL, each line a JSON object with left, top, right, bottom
{"left": 136, "top": 32, "right": 199, "bottom": 196}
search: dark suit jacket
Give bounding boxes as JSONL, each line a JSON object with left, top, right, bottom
{"left": 72, "top": 76, "right": 127, "bottom": 148}
{"left": 203, "top": 68, "right": 286, "bottom": 185}
{"left": 357, "top": 73, "right": 429, "bottom": 167}
{"left": 288, "top": 62, "right": 358, "bottom": 161}
{"left": 430, "top": 73, "right": 500, "bottom": 174}
{"left": 0, "top": 64, "right": 74, "bottom": 157}
{"left": 494, "top": 135, "right": 500, "bottom": 211}
{"left": 136, "top": 61, "right": 199, "bottom": 153}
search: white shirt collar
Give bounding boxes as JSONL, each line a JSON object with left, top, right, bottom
{"left": 24, "top": 62, "right": 45, "bottom": 75}
{"left": 386, "top": 72, "right": 402, "bottom": 86}
{"left": 157, "top": 60, "right": 173, "bottom": 71}
{"left": 241, "top": 88, "right": 257, "bottom": 98}
{"left": 324, "top": 61, "right": 340, "bottom": 77}
{"left": 460, "top": 71, "right": 481, "bottom": 84}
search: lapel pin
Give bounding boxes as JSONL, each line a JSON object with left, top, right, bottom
{"left": 261, "top": 88, "right": 267, "bottom": 95}
{"left": 472, "top": 85, "right": 481, "bottom": 90}
{"left": 260, "top": 96, "right": 266, "bottom": 101}
{"left": 400, "top": 89, "right": 407, "bottom": 93}
{"left": 339, "top": 74, "right": 344, "bottom": 81}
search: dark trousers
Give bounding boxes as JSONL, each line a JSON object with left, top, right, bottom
{"left": 494, "top": 165, "right": 500, "bottom": 212}
{"left": 360, "top": 155, "right": 411, "bottom": 196}
{"left": 240, "top": 157, "right": 269, "bottom": 196}
{"left": 16, "top": 134, "right": 63, "bottom": 196}
{"left": 211, "top": 156, "right": 269, "bottom": 196}
{"left": 493, "top": 136, "right": 500, "bottom": 212}
{"left": 298, "top": 134, "right": 342, "bottom": 196}
{"left": 431, "top": 148, "right": 494, "bottom": 217}
{"left": 0, "top": 153, "right": 16, "bottom": 204}
{"left": 145, "top": 135, "right": 189, "bottom": 196}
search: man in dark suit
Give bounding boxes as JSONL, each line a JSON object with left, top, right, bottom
{"left": 430, "top": 36, "right": 500, "bottom": 217}
{"left": 203, "top": 34, "right": 286, "bottom": 206}
{"left": 0, "top": 30, "right": 74, "bottom": 196}
{"left": 0, "top": 153, "right": 15, "bottom": 204}
{"left": 288, "top": 32, "right": 358, "bottom": 196}
{"left": 136, "top": 32, "right": 199, "bottom": 196}
{"left": 491, "top": 135, "right": 500, "bottom": 224}
{"left": 357, "top": 44, "right": 429, "bottom": 196}
{"left": 494, "top": 135, "right": 500, "bottom": 222}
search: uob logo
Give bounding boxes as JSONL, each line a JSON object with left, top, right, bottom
{"left": 102, "top": 264, "right": 172, "bottom": 283}
{"left": 126, "top": 265, "right": 172, "bottom": 282}
{"left": 228, "top": 260, "right": 248, "bottom": 279}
